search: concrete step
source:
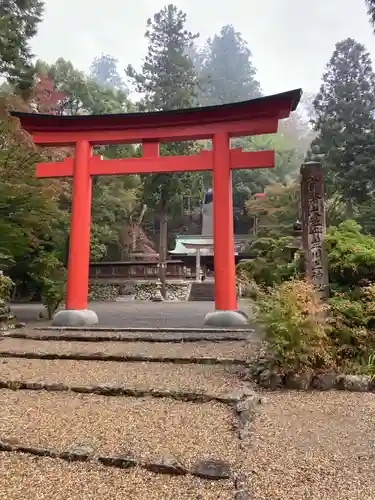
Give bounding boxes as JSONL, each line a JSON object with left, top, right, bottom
{"left": 0, "top": 337, "right": 252, "bottom": 364}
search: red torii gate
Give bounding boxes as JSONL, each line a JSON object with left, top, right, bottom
{"left": 12, "top": 89, "right": 301, "bottom": 326}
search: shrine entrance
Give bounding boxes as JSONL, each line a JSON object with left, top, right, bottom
{"left": 12, "top": 89, "right": 301, "bottom": 326}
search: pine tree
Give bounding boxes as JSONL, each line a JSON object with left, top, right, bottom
{"left": 197, "top": 25, "right": 261, "bottom": 106}
{"left": 126, "top": 4, "right": 202, "bottom": 297}
{"left": 310, "top": 38, "right": 375, "bottom": 210}
{"left": 0, "top": 0, "right": 44, "bottom": 91}
{"left": 127, "top": 4, "right": 199, "bottom": 111}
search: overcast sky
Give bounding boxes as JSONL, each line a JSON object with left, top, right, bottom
{"left": 31, "top": 0, "right": 374, "bottom": 97}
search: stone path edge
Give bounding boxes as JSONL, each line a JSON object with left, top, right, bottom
{"left": 33, "top": 327, "right": 254, "bottom": 333}
{"left": 0, "top": 380, "right": 250, "bottom": 405}
{"left": 0, "top": 440, "right": 234, "bottom": 481}
{"left": 0, "top": 351, "right": 248, "bottom": 365}
{"left": 1, "top": 332, "right": 252, "bottom": 343}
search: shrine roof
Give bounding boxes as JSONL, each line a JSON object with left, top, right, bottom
{"left": 11, "top": 89, "right": 302, "bottom": 136}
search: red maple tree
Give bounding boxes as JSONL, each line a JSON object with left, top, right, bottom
{"left": 31, "top": 73, "right": 66, "bottom": 114}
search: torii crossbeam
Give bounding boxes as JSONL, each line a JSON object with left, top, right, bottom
{"left": 12, "top": 89, "right": 302, "bottom": 327}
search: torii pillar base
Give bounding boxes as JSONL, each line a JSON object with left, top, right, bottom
{"left": 52, "top": 309, "right": 99, "bottom": 327}
{"left": 204, "top": 310, "right": 248, "bottom": 327}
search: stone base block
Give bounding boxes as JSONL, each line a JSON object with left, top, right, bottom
{"left": 204, "top": 310, "right": 248, "bottom": 327}
{"left": 52, "top": 309, "right": 99, "bottom": 327}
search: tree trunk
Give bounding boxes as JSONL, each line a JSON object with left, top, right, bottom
{"left": 159, "top": 203, "right": 168, "bottom": 299}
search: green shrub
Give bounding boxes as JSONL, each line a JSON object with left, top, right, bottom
{"left": 236, "top": 236, "right": 303, "bottom": 287}
{"left": 367, "top": 353, "right": 375, "bottom": 380}
{"left": 0, "top": 274, "right": 14, "bottom": 300}
{"left": 0, "top": 274, "right": 15, "bottom": 328}
{"left": 326, "top": 220, "right": 375, "bottom": 288}
{"left": 30, "top": 253, "right": 66, "bottom": 320}
{"left": 254, "top": 279, "right": 334, "bottom": 373}
{"left": 328, "top": 285, "right": 375, "bottom": 363}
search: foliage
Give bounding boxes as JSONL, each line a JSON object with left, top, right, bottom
{"left": 245, "top": 182, "right": 300, "bottom": 237}
{"left": 324, "top": 220, "right": 375, "bottom": 363}
{"left": 367, "top": 352, "right": 375, "bottom": 380}
{"left": 0, "top": 0, "right": 44, "bottom": 91}
{"left": 327, "top": 286, "right": 375, "bottom": 364}
{"left": 196, "top": 24, "right": 261, "bottom": 106}
{"left": 237, "top": 237, "right": 302, "bottom": 287}
{"left": 0, "top": 274, "right": 14, "bottom": 300}
{"left": 352, "top": 198, "right": 375, "bottom": 237}
{"left": 325, "top": 220, "right": 375, "bottom": 288}
{"left": 0, "top": 251, "right": 15, "bottom": 270}
{"left": 231, "top": 136, "right": 303, "bottom": 208}
{"left": 30, "top": 253, "right": 66, "bottom": 320}
{"left": 36, "top": 58, "right": 132, "bottom": 115}
{"left": 0, "top": 299, "right": 14, "bottom": 326}
{"left": 90, "top": 54, "right": 125, "bottom": 90}
{"left": 310, "top": 38, "right": 375, "bottom": 211}
{"left": 236, "top": 267, "right": 262, "bottom": 300}
{"left": 90, "top": 173, "right": 141, "bottom": 261}
{"left": 0, "top": 100, "right": 67, "bottom": 264}
{"left": 254, "top": 279, "right": 333, "bottom": 373}
{"left": 0, "top": 274, "right": 15, "bottom": 327}
{"left": 29, "top": 73, "right": 66, "bottom": 113}
{"left": 366, "top": 0, "right": 375, "bottom": 31}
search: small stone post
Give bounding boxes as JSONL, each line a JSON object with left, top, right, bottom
{"left": 300, "top": 161, "right": 329, "bottom": 300}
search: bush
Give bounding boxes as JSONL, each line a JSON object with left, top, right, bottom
{"left": 242, "top": 220, "right": 375, "bottom": 373}
{"left": 254, "top": 279, "right": 334, "bottom": 373}
{"left": 236, "top": 236, "right": 303, "bottom": 287}
{"left": 328, "top": 285, "right": 375, "bottom": 364}
{"left": 0, "top": 274, "right": 15, "bottom": 329}
{"left": 30, "top": 253, "right": 66, "bottom": 320}
{"left": 236, "top": 267, "right": 262, "bottom": 300}
{"left": 0, "top": 274, "right": 14, "bottom": 300}
{"left": 326, "top": 220, "right": 375, "bottom": 288}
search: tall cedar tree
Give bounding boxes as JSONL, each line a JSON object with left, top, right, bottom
{"left": 0, "top": 0, "right": 44, "bottom": 91}
{"left": 126, "top": 4, "right": 201, "bottom": 297}
{"left": 310, "top": 38, "right": 375, "bottom": 211}
{"left": 197, "top": 24, "right": 261, "bottom": 106}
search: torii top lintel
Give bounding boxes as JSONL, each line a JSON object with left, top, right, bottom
{"left": 11, "top": 89, "right": 302, "bottom": 146}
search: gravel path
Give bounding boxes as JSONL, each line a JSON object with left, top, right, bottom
{"left": 0, "top": 338, "right": 251, "bottom": 360}
{"left": 0, "top": 358, "right": 249, "bottom": 397}
{"left": 0, "top": 390, "right": 237, "bottom": 467}
{"left": 245, "top": 391, "right": 375, "bottom": 500}
{"left": 0, "top": 453, "right": 234, "bottom": 500}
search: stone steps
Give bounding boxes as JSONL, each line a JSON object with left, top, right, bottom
{"left": 0, "top": 327, "right": 259, "bottom": 499}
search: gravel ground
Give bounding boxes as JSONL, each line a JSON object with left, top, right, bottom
{"left": 0, "top": 358, "right": 249, "bottom": 397}
{"left": 245, "top": 391, "right": 375, "bottom": 500}
{"left": 0, "top": 338, "right": 251, "bottom": 360}
{"left": 0, "top": 390, "right": 238, "bottom": 466}
{"left": 0, "top": 453, "right": 234, "bottom": 500}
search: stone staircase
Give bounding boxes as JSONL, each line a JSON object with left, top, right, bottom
{"left": 188, "top": 281, "right": 215, "bottom": 301}
{"left": 0, "top": 326, "right": 262, "bottom": 499}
